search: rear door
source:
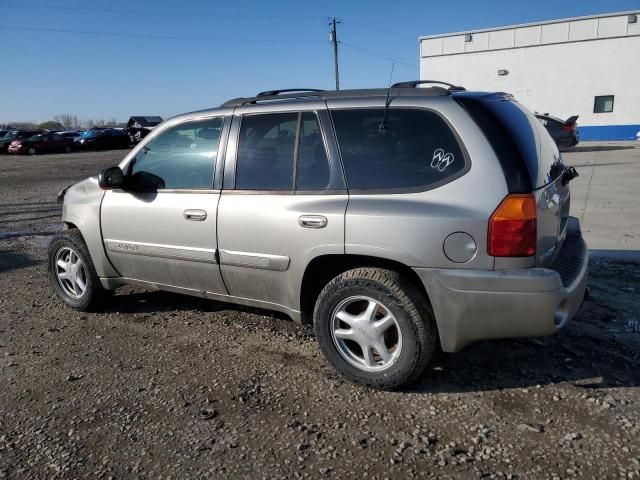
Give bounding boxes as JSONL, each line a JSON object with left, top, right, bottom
{"left": 217, "top": 103, "right": 347, "bottom": 314}
{"left": 100, "top": 116, "right": 229, "bottom": 293}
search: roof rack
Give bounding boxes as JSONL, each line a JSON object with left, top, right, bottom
{"left": 391, "top": 80, "right": 466, "bottom": 91}
{"left": 257, "top": 88, "right": 325, "bottom": 97}
{"left": 220, "top": 84, "right": 453, "bottom": 108}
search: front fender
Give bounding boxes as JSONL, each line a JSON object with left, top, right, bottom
{"left": 60, "top": 177, "right": 119, "bottom": 278}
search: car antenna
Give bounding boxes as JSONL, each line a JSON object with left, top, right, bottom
{"left": 378, "top": 63, "right": 395, "bottom": 132}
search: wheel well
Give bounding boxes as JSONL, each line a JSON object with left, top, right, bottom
{"left": 63, "top": 221, "right": 78, "bottom": 230}
{"left": 299, "top": 254, "right": 430, "bottom": 324}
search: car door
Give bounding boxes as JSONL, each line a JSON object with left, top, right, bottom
{"left": 36, "top": 134, "right": 50, "bottom": 153}
{"left": 217, "top": 103, "right": 347, "bottom": 316}
{"left": 50, "top": 133, "right": 65, "bottom": 152}
{"left": 100, "top": 115, "right": 229, "bottom": 294}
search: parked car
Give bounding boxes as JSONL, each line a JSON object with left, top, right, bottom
{"left": 75, "top": 128, "right": 130, "bottom": 150}
{"left": 8, "top": 132, "right": 75, "bottom": 155}
{"left": 57, "top": 130, "right": 84, "bottom": 140}
{"left": 126, "top": 116, "right": 163, "bottom": 144}
{"left": 49, "top": 82, "right": 586, "bottom": 390}
{"left": 536, "top": 113, "right": 579, "bottom": 149}
{"left": 1, "top": 129, "right": 43, "bottom": 153}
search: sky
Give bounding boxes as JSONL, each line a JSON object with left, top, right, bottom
{"left": 1, "top": 0, "right": 638, "bottom": 124}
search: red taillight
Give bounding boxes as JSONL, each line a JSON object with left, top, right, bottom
{"left": 488, "top": 194, "right": 537, "bottom": 257}
{"left": 563, "top": 123, "right": 576, "bottom": 132}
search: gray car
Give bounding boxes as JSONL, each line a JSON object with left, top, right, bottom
{"left": 48, "top": 82, "right": 588, "bottom": 390}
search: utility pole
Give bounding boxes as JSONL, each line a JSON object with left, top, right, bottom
{"left": 329, "top": 17, "right": 340, "bottom": 90}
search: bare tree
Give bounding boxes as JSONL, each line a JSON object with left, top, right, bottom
{"left": 53, "top": 114, "right": 79, "bottom": 130}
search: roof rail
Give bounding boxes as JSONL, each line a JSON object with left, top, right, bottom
{"left": 392, "top": 80, "right": 466, "bottom": 91}
{"left": 222, "top": 90, "right": 326, "bottom": 108}
{"left": 257, "top": 88, "right": 325, "bottom": 97}
{"left": 220, "top": 86, "right": 451, "bottom": 108}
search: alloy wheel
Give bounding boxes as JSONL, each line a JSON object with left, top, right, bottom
{"left": 330, "top": 296, "right": 403, "bottom": 371}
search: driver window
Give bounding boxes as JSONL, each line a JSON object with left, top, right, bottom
{"left": 130, "top": 117, "right": 223, "bottom": 190}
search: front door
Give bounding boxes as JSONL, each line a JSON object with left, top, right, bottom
{"left": 100, "top": 116, "right": 228, "bottom": 294}
{"left": 217, "top": 105, "right": 347, "bottom": 315}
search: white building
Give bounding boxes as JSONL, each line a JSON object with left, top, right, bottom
{"left": 419, "top": 11, "right": 640, "bottom": 140}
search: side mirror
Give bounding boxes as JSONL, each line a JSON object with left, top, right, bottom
{"left": 98, "top": 166, "right": 125, "bottom": 189}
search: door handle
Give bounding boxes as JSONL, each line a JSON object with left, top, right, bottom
{"left": 183, "top": 209, "right": 207, "bottom": 221}
{"left": 299, "top": 215, "right": 327, "bottom": 229}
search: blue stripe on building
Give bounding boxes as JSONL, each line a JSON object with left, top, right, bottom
{"left": 578, "top": 124, "right": 640, "bottom": 141}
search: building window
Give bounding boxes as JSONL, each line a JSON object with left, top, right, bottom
{"left": 464, "top": 33, "right": 473, "bottom": 42}
{"left": 593, "top": 95, "right": 614, "bottom": 114}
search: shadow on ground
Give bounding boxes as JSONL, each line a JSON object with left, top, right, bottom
{"left": 570, "top": 145, "right": 636, "bottom": 153}
{"left": 572, "top": 161, "right": 635, "bottom": 168}
{"left": 0, "top": 250, "right": 42, "bottom": 273}
{"left": 106, "top": 289, "right": 290, "bottom": 321}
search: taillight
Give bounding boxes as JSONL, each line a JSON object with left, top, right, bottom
{"left": 488, "top": 194, "right": 537, "bottom": 257}
{"left": 563, "top": 123, "right": 576, "bottom": 132}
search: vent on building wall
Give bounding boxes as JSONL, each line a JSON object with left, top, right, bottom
{"left": 498, "top": 69, "right": 509, "bottom": 76}
{"left": 464, "top": 33, "right": 473, "bottom": 42}
{"left": 629, "top": 14, "right": 638, "bottom": 24}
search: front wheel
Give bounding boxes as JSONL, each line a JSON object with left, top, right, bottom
{"left": 48, "top": 229, "right": 107, "bottom": 311}
{"left": 27, "top": 146, "right": 36, "bottom": 155}
{"left": 314, "top": 268, "right": 437, "bottom": 390}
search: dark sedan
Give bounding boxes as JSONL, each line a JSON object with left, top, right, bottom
{"left": 75, "top": 128, "right": 131, "bottom": 150}
{"left": 8, "top": 132, "right": 75, "bottom": 155}
{"left": 536, "top": 114, "right": 579, "bottom": 150}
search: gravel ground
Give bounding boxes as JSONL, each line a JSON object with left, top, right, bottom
{"left": 0, "top": 149, "right": 639, "bottom": 479}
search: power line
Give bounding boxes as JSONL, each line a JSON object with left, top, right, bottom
{"left": 0, "top": 2, "right": 328, "bottom": 21}
{"left": 339, "top": 42, "right": 418, "bottom": 69}
{"left": 0, "top": 26, "right": 324, "bottom": 44}
{"left": 341, "top": 19, "right": 417, "bottom": 41}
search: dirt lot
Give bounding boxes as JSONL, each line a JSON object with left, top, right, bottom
{"left": 0, "top": 147, "right": 639, "bottom": 479}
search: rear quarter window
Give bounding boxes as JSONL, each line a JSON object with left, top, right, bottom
{"left": 330, "top": 108, "right": 467, "bottom": 191}
{"left": 455, "top": 94, "right": 561, "bottom": 191}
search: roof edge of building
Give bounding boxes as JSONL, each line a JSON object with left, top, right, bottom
{"left": 418, "top": 10, "right": 640, "bottom": 41}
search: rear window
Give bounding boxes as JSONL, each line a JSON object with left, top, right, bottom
{"left": 455, "top": 93, "right": 561, "bottom": 191}
{"left": 330, "top": 108, "right": 467, "bottom": 191}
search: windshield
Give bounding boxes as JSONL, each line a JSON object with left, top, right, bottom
{"left": 83, "top": 130, "right": 104, "bottom": 138}
{"left": 3, "top": 131, "right": 17, "bottom": 139}
{"left": 29, "top": 134, "right": 42, "bottom": 141}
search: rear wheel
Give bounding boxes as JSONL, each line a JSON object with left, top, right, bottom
{"left": 27, "top": 146, "right": 36, "bottom": 155}
{"left": 314, "top": 268, "right": 436, "bottom": 390}
{"left": 48, "top": 229, "right": 107, "bottom": 311}
{"left": 64, "top": 145, "right": 72, "bottom": 153}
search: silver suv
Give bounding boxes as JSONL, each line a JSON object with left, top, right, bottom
{"left": 48, "top": 81, "right": 588, "bottom": 390}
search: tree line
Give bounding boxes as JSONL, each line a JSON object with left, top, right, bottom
{"left": 1, "top": 114, "right": 125, "bottom": 131}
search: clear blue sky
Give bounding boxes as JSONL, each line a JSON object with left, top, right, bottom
{"left": 1, "top": 0, "right": 638, "bottom": 123}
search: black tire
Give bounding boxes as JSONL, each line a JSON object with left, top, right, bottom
{"left": 27, "top": 146, "right": 37, "bottom": 155}
{"left": 313, "top": 267, "right": 436, "bottom": 390}
{"left": 64, "top": 145, "right": 72, "bottom": 153}
{"left": 48, "top": 229, "right": 107, "bottom": 311}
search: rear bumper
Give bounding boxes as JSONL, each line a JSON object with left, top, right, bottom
{"left": 414, "top": 217, "right": 588, "bottom": 352}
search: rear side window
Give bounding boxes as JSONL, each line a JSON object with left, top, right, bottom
{"left": 330, "top": 108, "right": 466, "bottom": 191}
{"left": 297, "top": 112, "right": 330, "bottom": 190}
{"left": 235, "top": 112, "right": 332, "bottom": 191}
{"left": 236, "top": 113, "right": 297, "bottom": 190}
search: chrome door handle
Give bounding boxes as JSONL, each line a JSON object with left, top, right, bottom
{"left": 183, "top": 209, "right": 207, "bottom": 221}
{"left": 299, "top": 215, "right": 327, "bottom": 229}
